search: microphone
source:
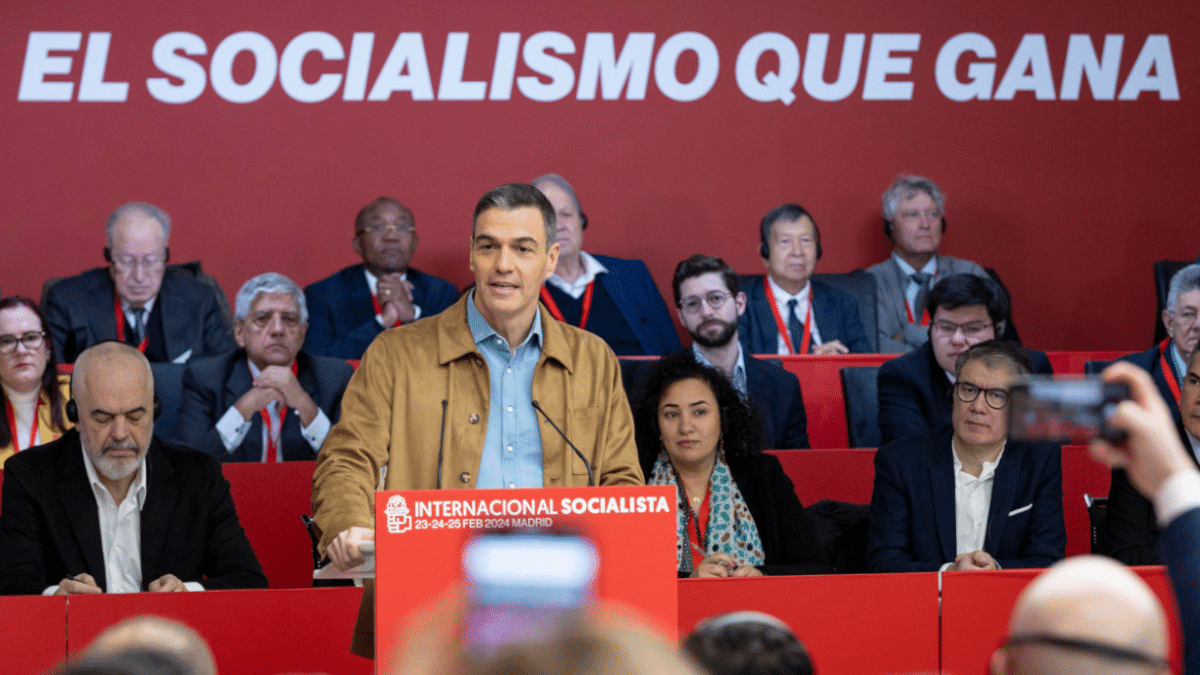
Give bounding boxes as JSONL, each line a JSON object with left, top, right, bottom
{"left": 436, "top": 399, "right": 448, "bottom": 489}
{"left": 532, "top": 400, "right": 595, "bottom": 487}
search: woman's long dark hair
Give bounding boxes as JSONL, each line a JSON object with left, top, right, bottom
{"left": 0, "top": 296, "right": 65, "bottom": 447}
{"left": 633, "top": 352, "right": 764, "bottom": 473}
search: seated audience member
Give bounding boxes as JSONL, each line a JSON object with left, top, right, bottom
{"left": 303, "top": 196, "right": 459, "bottom": 359}
{"left": 532, "top": 173, "right": 681, "bottom": 356}
{"left": 867, "top": 175, "right": 989, "bottom": 353}
{"left": 87, "top": 615, "right": 217, "bottom": 675}
{"left": 175, "top": 273, "right": 353, "bottom": 462}
{"left": 739, "top": 204, "right": 871, "bottom": 355}
{"left": 671, "top": 254, "right": 809, "bottom": 448}
{"left": 1120, "top": 263, "right": 1200, "bottom": 425}
{"left": 0, "top": 297, "right": 71, "bottom": 467}
{"left": 635, "top": 353, "right": 831, "bottom": 577}
{"left": 868, "top": 340, "right": 1066, "bottom": 573}
{"left": 1106, "top": 343, "right": 1200, "bottom": 564}
{"left": 681, "top": 611, "right": 814, "bottom": 675}
{"left": 876, "top": 273, "right": 1052, "bottom": 445}
{"left": 0, "top": 342, "right": 267, "bottom": 595}
{"left": 44, "top": 202, "right": 235, "bottom": 364}
{"left": 51, "top": 650, "right": 195, "bottom": 675}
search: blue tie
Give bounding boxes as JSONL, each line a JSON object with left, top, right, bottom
{"left": 787, "top": 298, "right": 805, "bottom": 353}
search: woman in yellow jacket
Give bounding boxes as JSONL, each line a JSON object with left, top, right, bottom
{"left": 0, "top": 297, "right": 71, "bottom": 467}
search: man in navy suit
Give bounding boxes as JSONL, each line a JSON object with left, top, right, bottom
{"left": 868, "top": 340, "right": 1065, "bottom": 573}
{"left": 176, "top": 273, "right": 353, "bottom": 462}
{"left": 877, "top": 274, "right": 1053, "bottom": 445}
{"left": 666, "top": 254, "right": 809, "bottom": 449}
{"left": 1119, "top": 263, "right": 1200, "bottom": 426}
{"left": 738, "top": 204, "right": 870, "bottom": 355}
{"left": 532, "top": 174, "right": 681, "bottom": 356}
{"left": 303, "top": 197, "right": 458, "bottom": 359}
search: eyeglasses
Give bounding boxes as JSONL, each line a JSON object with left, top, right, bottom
{"left": 357, "top": 222, "right": 415, "bottom": 237}
{"left": 931, "top": 320, "right": 994, "bottom": 338}
{"left": 679, "top": 291, "right": 732, "bottom": 314}
{"left": 111, "top": 255, "right": 166, "bottom": 273}
{"left": 1168, "top": 308, "right": 1200, "bottom": 325}
{"left": 954, "top": 381, "right": 1010, "bottom": 409}
{"left": 1002, "top": 633, "right": 1170, "bottom": 670}
{"left": 0, "top": 331, "right": 46, "bottom": 354}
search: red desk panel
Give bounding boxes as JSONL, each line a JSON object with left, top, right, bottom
{"left": 4, "top": 595, "right": 67, "bottom": 675}
{"left": 67, "top": 587, "right": 370, "bottom": 675}
{"left": 769, "top": 448, "right": 876, "bottom": 505}
{"left": 221, "top": 460, "right": 318, "bottom": 589}
{"left": 678, "top": 573, "right": 939, "bottom": 675}
{"left": 941, "top": 567, "right": 1182, "bottom": 675}
{"left": 1045, "top": 350, "right": 1132, "bottom": 375}
{"left": 774, "top": 354, "right": 896, "bottom": 450}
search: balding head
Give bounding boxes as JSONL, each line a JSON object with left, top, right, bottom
{"left": 72, "top": 342, "right": 156, "bottom": 485}
{"left": 88, "top": 615, "right": 217, "bottom": 675}
{"left": 992, "top": 556, "right": 1170, "bottom": 675}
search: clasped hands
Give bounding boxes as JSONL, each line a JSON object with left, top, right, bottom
{"left": 54, "top": 573, "right": 187, "bottom": 595}
{"left": 689, "top": 552, "right": 763, "bottom": 578}
{"left": 234, "top": 366, "right": 317, "bottom": 425}
{"left": 377, "top": 274, "right": 416, "bottom": 326}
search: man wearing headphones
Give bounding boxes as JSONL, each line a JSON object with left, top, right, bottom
{"left": 531, "top": 174, "right": 681, "bottom": 356}
{"left": 44, "top": 202, "right": 235, "bottom": 364}
{"left": 867, "top": 176, "right": 989, "bottom": 354}
{"left": 0, "top": 341, "right": 266, "bottom": 595}
{"left": 738, "top": 204, "right": 871, "bottom": 355}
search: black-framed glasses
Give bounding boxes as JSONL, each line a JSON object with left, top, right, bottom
{"left": 1002, "top": 633, "right": 1170, "bottom": 670}
{"left": 679, "top": 291, "right": 732, "bottom": 314}
{"left": 931, "top": 319, "right": 994, "bottom": 338}
{"left": 0, "top": 331, "right": 46, "bottom": 354}
{"left": 954, "top": 380, "right": 1009, "bottom": 409}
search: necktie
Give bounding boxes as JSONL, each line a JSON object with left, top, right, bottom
{"left": 787, "top": 299, "right": 805, "bottom": 354}
{"left": 133, "top": 309, "right": 146, "bottom": 344}
{"left": 911, "top": 272, "right": 932, "bottom": 321}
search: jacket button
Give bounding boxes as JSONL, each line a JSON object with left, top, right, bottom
{"left": 460, "top": 472, "right": 471, "bottom": 483}
{"left": 469, "top": 414, "right": 480, "bottom": 424}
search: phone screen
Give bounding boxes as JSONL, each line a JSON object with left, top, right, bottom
{"left": 461, "top": 530, "right": 599, "bottom": 656}
{"left": 1008, "top": 376, "right": 1129, "bottom": 443}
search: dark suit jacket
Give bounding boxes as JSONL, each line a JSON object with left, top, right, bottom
{"left": 302, "top": 264, "right": 459, "bottom": 359}
{"left": 640, "top": 452, "right": 832, "bottom": 576}
{"left": 587, "top": 254, "right": 682, "bottom": 356}
{"left": 44, "top": 266, "right": 235, "bottom": 364}
{"left": 738, "top": 275, "right": 871, "bottom": 354}
{"left": 0, "top": 430, "right": 267, "bottom": 594}
{"left": 1106, "top": 422, "right": 1198, "bottom": 565}
{"left": 1160, "top": 506, "right": 1200, "bottom": 675}
{"left": 876, "top": 340, "right": 1053, "bottom": 445}
{"left": 868, "top": 429, "right": 1066, "bottom": 573}
{"left": 175, "top": 350, "right": 354, "bottom": 462}
{"left": 1119, "top": 340, "right": 1184, "bottom": 425}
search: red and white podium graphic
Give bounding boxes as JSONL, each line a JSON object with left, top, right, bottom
{"left": 374, "top": 485, "right": 677, "bottom": 667}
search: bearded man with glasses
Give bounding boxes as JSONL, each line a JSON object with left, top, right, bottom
{"left": 44, "top": 202, "right": 235, "bottom": 364}
{"left": 876, "top": 273, "right": 1053, "bottom": 445}
{"left": 868, "top": 340, "right": 1066, "bottom": 573}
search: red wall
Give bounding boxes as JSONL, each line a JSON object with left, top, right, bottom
{"left": 3, "top": 0, "right": 1197, "bottom": 350}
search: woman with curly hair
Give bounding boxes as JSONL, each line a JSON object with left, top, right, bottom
{"left": 634, "top": 352, "right": 830, "bottom": 578}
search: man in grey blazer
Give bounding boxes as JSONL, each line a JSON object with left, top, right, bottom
{"left": 867, "top": 176, "right": 988, "bottom": 354}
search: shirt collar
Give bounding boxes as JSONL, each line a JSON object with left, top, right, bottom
{"left": 466, "top": 289, "right": 543, "bottom": 351}
{"left": 546, "top": 251, "right": 608, "bottom": 295}
{"left": 892, "top": 252, "right": 939, "bottom": 278}
{"left": 1169, "top": 339, "right": 1188, "bottom": 378}
{"left": 362, "top": 268, "right": 407, "bottom": 295}
{"left": 951, "top": 437, "right": 1005, "bottom": 483}
{"left": 81, "top": 443, "right": 149, "bottom": 510}
{"left": 120, "top": 296, "right": 156, "bottom": 317}
{"left": 691, "top": 343, "right": 748, "bottom": 394}
{"left": 767, "top": 275, "right": 811, "bottom": 304}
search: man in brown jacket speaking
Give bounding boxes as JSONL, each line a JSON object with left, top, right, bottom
{"left": 310, "top": 182, "right": 644, "bottom": 658}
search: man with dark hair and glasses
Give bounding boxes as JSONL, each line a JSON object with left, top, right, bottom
{"left": 877, "top": 273, "right": 1053, "bottom": 445}
{"left": 868, "top": 339, "right": 1066, "bottom": 573}
{"left": 44, "top": 202, "right": 235, "bottom": 364}
{"left": 630, "top": 254, "right": 809, "bottom": 448}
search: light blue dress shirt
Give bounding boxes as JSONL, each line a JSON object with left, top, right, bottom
{"left": 692, "top": 343, "right": 748, "bottom": 396}
{"left": 466, "top": 291, "right": 546, "bottom": 488}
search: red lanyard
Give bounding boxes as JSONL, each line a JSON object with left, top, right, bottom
{"left": 685, "top": 483, "right": 712, "bottom": 557}
{"left": 763, "top": 277, "right": 812, "bottom": 355}
{"left": 252, "top": 361, "right": 298, "bottom": 463}
{"left": 1160, "top": 338, "right": 1182, "bottom": 405}
{"left": 5, "top": 397, "right": 41, "bottom": 451}
{"left": 113, "top": 291, "right": 148, "bottom": 353}
{"left": 540, "top": 282, "right": 595, "bottom": 330}
{"left": 904, "top": 260, "right": 938, "bottom": 325}
{"left": 371, "top": 293, "right": 403, "bottom": 328}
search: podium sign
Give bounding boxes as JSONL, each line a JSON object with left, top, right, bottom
{"left": 375, "top": 485, "right": 677, "bottom": 667}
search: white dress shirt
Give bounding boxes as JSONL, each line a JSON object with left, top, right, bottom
{"left": 2, "top": 384, "right": 39, "bottom": 450}
{"left": 546, "top": 251, "right": 609, "bottom": 299}
{"left": 215, "top": 360, "right": 330, "bottom": 459}
{"left": 948, "top": 440, "right": 1005, "bottom": 568}
{"left": 364, "top": 268, "right": 421, "bottom": 326}
{"left": 767, "top": 276, "right": 822, "bottom": 355}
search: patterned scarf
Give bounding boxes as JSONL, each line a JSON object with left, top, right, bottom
{"left": 649, "top": 451, "right": 765, "bottom": 574}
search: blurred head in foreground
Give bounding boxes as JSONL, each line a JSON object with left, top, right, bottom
{"left": 86, "top": 615, "right": 216, "bottom": 675}
{"left": 462, "top": 620, "right": 702, "bottom": 675}
{"left": 681, "top": 611, "right": 814, "bottom": 675}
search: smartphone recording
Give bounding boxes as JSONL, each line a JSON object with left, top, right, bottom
{"left": 1008, "top": 376, "right": 1130, "bottom": 444}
